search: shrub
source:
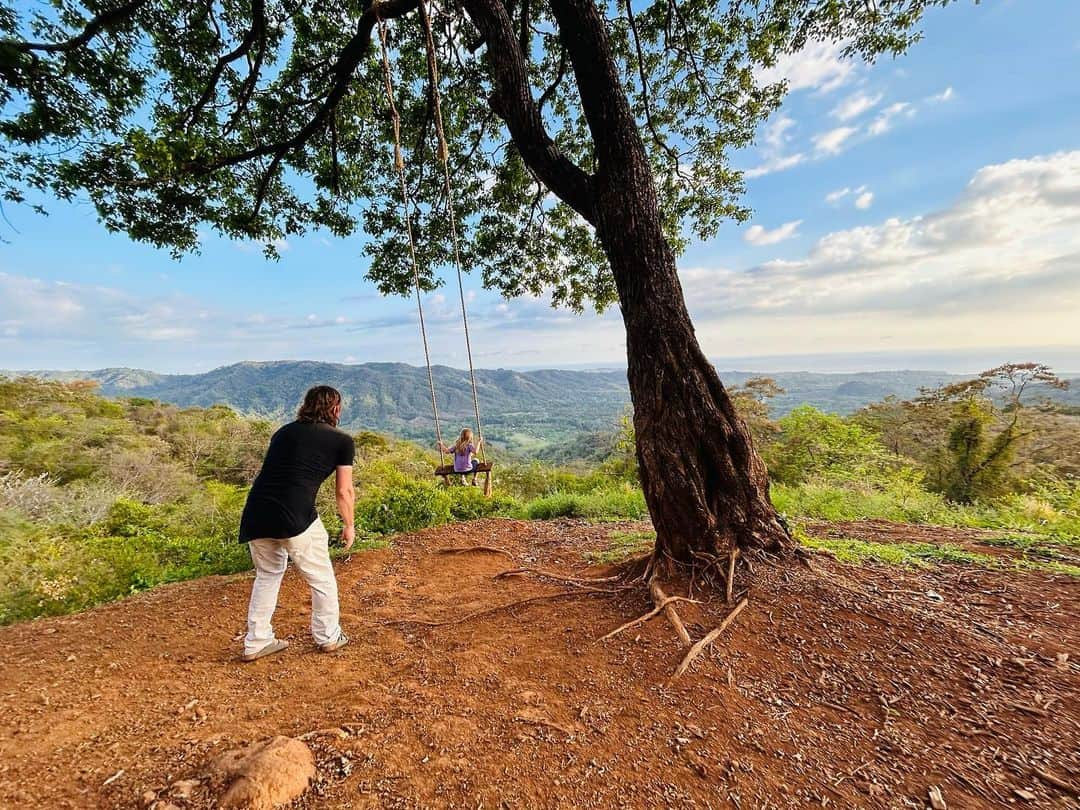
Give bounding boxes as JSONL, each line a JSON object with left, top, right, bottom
{"left": 357, "top": 480, "right": 451, "bottom": 535}
{"left": 524, "top": 485, "right": 647, "bottom": 521}
{"left": 766, "top": 405, "right": 916, "bottom": 489}
{"left": 444, "top": 487, "right": 519, "bottom": 521}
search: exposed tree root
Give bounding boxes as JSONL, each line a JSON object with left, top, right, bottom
{"left": 494, "top": 567, "right": 621, "bottom": 586}
{"left": 1033, "top": 766, "right": 1079, "bottom": 796}
{"left": 596, "top": 594, "right": 699, "bottom": 642}
{"left": 649, "top": 579, "right": 692, "bottom": 647}
{"left": 726, "top": 549, "right": 739, "bottom": 603}
{"left": 437, "top": 546, "right": 516, "bottom": 559}
{"left": 672, "top": 598, "right": 749, "bottom": 678}
{"left": 387, "top": 587, "right": 624, "bottom": 628}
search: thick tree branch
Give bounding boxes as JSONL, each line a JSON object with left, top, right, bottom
{"left": 546, "top": 0, "right": 641, "bottom": 175}
{"left": 459, "top": 0, "right": 595, "bottom": 223}
{"left": 209, "top": 0, "right": 421, "bottom": 216}
{"left": 519, "top": 0, "right": 532, "bottom": 56}
{"left": 5, "top": 0, "right": 148, "bottom": 53}
{"left": 185, "top": 0, "right": 267, "bottom": 128}
{"left": 211, "top": 0, "right": 420, "bottom": 173}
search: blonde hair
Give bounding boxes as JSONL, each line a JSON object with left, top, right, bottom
{"left": 452, "top": 428, "right": 473, "bottom": 454}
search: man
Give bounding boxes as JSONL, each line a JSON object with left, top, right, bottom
{"left": 238, "top": 385, "right": 355, "bottom": 661}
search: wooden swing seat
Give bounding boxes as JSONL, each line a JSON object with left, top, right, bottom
{"left": 434, "top": 461, "right": 493, "bottom": 496}
{"left": 433, "top": 461, "right": 493, "bottom": 477}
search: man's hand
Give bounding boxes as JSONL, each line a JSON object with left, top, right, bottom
{"left": 341, "top": 523, "right": 356, "bottom": 551}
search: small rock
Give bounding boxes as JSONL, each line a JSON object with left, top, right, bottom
{"left": 928, "top": 785, "right": 947, "bottom": 810}
{"left": 141, "top": 790, "right": 157, "bottom": 806}
{"left": 1014, "top": 789, "right": 1037, "bottom": 801}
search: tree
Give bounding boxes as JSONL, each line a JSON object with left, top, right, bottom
{"left": 0, "top": 0, "right": 953, "bottom": 570}
{"left": 915, "top": 363, "right": 1068, "bottom": 503}
{"left": 764, "top": 404, "right": 899, "bottom": 488}
{"left": 729, "top": 376, "right": 783, "bottom": 448}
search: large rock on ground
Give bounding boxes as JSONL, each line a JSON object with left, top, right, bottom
{"left": 209, "top": 736, "right": 315, "bottom": 809}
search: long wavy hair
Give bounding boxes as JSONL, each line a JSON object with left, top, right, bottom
{"left": 296, "top": 385, "right": 342, "bottom": 426}
{"left": 452, "top": 428, "right": 473, "bottom": 454}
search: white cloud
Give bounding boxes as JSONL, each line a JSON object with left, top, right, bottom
{"left": 756, "top": 41, "right": 857, "bottom": 94}
{"left": 868, "top": 102, "right": 915, "bottom": 136}
{"left": 762, "top": 115, "right": 796, "bottom": 154}
{"left": 928, "top": 86, "right": 954, "bottom": 103}
{"left": 236, "top": 237, "right": 290, "bottom": 254}
{"left": 745, "top": 153, "right": 806, "bottom": 178}
{"left": 831, "top": 91, "right": 883, "bottom": 121}
{"left": 813, "top": 126, "right": 857, "bottom": 155}
{"left": 746, "top": 116, "right": 805, "bottom": 178}
{"left": 744, "top": 220, "right": 803, "bottom": 246}
{"left": 826, "top": 186, "right": 873, "bottom": 208}
{"left": 682, "top": 151, "right": 1080, "bottom": 332}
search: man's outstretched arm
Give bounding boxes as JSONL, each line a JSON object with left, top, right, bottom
{"left": 335, "top": 466, "right": 355, "bottom": 550}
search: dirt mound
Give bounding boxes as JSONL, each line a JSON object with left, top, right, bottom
{"left": 0, "top": 518, "right": 1077, "bottom": 808}
{"left": 208, "top": 736, "right": 315, "bottom": 809}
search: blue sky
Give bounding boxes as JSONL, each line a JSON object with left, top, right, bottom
{"left": 1, "top": 0, "right": 1079, "bottom": 374}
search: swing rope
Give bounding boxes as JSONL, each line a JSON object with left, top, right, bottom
{"left": 375, "top": 13, "right": 447, "bottom": 467}
{"left": 417, "top": 0, "right": 486, "bottom": 463}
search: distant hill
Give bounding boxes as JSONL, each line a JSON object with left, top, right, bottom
{"left": 6, "top": 361, "right": 1075, "bottom": 456}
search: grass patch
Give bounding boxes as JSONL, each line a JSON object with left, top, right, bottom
{"left": 1016, "top": 558, "right": 1080, "bottom": 578}
{"left": 524, "top": 486, "right": 648, "bottom": 522}
{"left": 800, "top": 531, "right": 1080, "bottom": 578}
{"left": 586, "top": 529, "right": 655, "bottom": 563}
{"left": 798, "top": 533, "right": 994, "bottom": 568}
{"left": 774, "top": 481, "right": 1080, "bottom": 543}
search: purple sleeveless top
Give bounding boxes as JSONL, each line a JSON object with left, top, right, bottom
{"left": 453, "top": 443, "right": 476, "bottom": 472}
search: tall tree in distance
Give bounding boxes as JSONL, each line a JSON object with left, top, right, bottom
{"left": 1, "top": 0, "right": 956, "bottom": 574}
{"left": 915, "top": 363, "right": 1068, "bottom": 503}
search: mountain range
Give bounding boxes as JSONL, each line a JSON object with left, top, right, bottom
{"left": 7, "top": 361, "right": 1076, "bottom": 457}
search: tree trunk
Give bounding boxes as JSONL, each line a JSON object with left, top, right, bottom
{"left": 595, "top": 187, "right": 792, "bottom": 561}
{"left": 549, "top": 0, "right": 792, "bottom": 563}
{"left": 464, "top": 0, "right": 794, "bottom": 563}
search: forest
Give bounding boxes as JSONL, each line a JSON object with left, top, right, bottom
{"left": 2, "top": 363, "right": 1076, "bottom": 625}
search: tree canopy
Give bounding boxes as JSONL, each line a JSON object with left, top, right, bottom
{"left": 2, "top": 0, "right": 949, "bottom": 309}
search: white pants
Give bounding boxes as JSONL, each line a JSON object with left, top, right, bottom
{"left": 244, "top": 518, "right": 342, "bottom": 655}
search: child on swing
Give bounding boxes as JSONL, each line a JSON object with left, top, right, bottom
{"left": 438, "top": 428, "right": 483, "bottom": 485}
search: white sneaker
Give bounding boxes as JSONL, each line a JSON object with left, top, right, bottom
{"left": 241, "top": 639, "right": 289, "bottom": 662}
{"left": 320, "top": 632, "right": 349, "bottom": 653}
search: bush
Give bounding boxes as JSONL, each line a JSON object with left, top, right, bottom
{"left": 444, "top": 487, "right": 519, "bottom": 521}
{"left": 357, "top": 480, "right": 452, "bottom": 535}
{"left": 771, "top": 480, "right": 955, "bottom": 524}
{"left": 0, "top": 507, "right": 251, "bottom": 625}
{"left": 524, "top": 485, "right": 647, "bottom": 521}
{"left": 766, "top": 405, "right": 915, "bottom": 489}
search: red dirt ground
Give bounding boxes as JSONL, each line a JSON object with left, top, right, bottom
{"left": 0, "top": 518, "right": 1077, "bottom": 809}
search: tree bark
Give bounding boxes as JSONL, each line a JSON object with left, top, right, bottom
{"left": 468, "top": 0, "right": 794, "bottom": 562}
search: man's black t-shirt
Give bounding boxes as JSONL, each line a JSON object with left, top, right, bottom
{"left": 238, "top": 421, "right": 355, "bottom": 543}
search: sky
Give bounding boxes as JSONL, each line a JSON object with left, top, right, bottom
{"left": 1, "top": 0, "right": 1079, "bottom": 375}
